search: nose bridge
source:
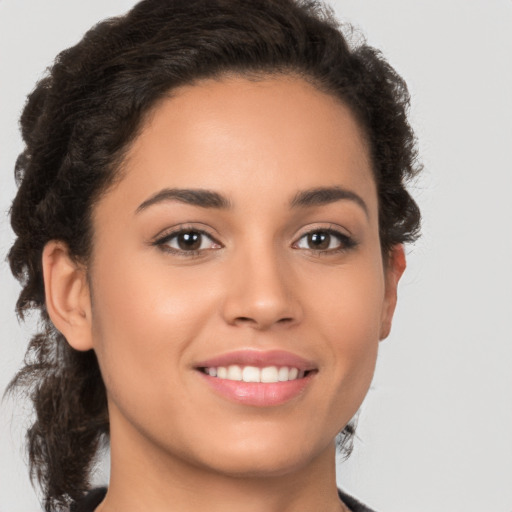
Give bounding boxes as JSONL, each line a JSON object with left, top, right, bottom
{"left": 221, "top": 235, "right": 300, "bottom": 329}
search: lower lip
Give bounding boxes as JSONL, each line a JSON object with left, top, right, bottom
{"left": 198, "top": 371, "right": 314, "bottom": 407}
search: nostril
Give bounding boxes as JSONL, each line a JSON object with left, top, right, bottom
{"left": 234, "top": 316, "right": 294, "bottom": 326}
{"left": 236, "top": 316, "right": 255, "bottom": 323}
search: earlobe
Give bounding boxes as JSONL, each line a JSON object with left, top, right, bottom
{"left": 42, "top": 241, "right": 94, "bottom": 351}
{"left": 379, "top": 244, "right": 407, "bottom": 340}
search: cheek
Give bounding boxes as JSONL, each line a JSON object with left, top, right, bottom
{"left": 88, "top": 251, "right": 215, "bottom": 404}
{"left": 309, "top": 255, "right": 385, "bottom": 339}
{"left": 306, "top": 257, "right": 385, "bottom": 397}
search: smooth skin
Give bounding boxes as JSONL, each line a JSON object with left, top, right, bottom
{"left": 43, "top": 75, "right": 405, "bottom": 512}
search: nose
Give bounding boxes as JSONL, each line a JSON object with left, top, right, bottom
{"left": 220, "top": 246, "right": 303, "bottom": 330}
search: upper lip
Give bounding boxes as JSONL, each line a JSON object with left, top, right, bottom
{"left": 194, "top": 349, "right": 317, "bottom": 371}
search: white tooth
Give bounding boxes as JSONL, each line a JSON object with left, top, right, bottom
{"left": 261, "top": 366, "right": 279, "bottom": 383}
{"left": 242, "top": 366, "right": 261, "bottom": 383}
{"left": 278, "top": 367, "right": 290, "bottom": 381}
{"left": 217, "top": 366, "right": 228, "bottom": 379}
{"left": 207, "top": 367, "right": 217, "bottom": 377}
{"left": 288, "top": 367, "right": 299, "bottom": 380}
{"left": 227, "top": 365, "right": 242, "bottom": 381}
{"left": 298, "top": 370, "right": 305, "bottom": 379}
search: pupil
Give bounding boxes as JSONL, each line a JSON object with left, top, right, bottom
{"left": 178, "top": 232, "right": 201, "bottom": 250}
{"left": 309, "top": 232, "right": 329, "bottom": 250}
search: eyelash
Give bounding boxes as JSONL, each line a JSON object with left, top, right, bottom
{"left": 152, "top": 227, "right": 357, "bottom": 257}
{"left": 293, "top": 228, "right": 357, "bottom": 255}
{"left": 153, "top": 227, "right": 221, "bottom": 257}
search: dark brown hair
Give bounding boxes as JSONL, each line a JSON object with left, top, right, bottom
{"left": 7, "top": 0, "right": 421, "bottom": 510}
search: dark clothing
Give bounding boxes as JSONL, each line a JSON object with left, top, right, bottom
{"left": 72, "top": 486, "right": 376, "bottom": 512}
{"left": 338, "top": 488, "right": 376, "bottom": 512}
{"left": 71, "top": 488, "right": 107, "bottom": 512}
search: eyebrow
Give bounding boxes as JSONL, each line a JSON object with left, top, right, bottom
{"left": 290, "top": 186, "right": 369, "bottom": 217}
{"left": 135, "top": 185, "right": 368, "bottom": 216}
{"left": 136, "top": 188, "right": 232, "bottom": 213}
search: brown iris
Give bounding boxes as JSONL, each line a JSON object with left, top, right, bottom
{"left": 177, "top": 231, "right": 202, "bottom": 250}
{"left": 307, "top": 231, "right": 331, "bottom": 250}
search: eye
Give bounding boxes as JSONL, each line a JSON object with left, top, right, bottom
{"left": 155, "top": 229, "right": 221, "bottom": 254}
{"left": 294, "top": 229, "right": 355, "bottom": 253}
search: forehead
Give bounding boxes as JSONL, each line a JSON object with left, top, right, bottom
{"left": 105, "top": 75, "right": 376, "bottom": 216}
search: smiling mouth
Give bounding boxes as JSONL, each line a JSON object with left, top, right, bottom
{"left": 198, "top": 365, "right": 312, "bottom": 383}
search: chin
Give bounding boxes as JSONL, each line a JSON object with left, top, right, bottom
{"left": 200, "top": 450, "right": 319, "bottom": 479}
{"left": 178, "top": 427, "right": 334, "bottom": 479}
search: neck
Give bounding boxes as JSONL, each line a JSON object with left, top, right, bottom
{"left": 96, "top": 411, "right": 346, "bottom": 512}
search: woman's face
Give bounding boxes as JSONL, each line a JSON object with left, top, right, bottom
{"left": 84, "top": 76, "right": 403, "bottom": 477}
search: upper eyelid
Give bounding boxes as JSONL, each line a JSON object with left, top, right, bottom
{"left": 291, "top": 226, "right": 357, "bottom": 253}
{"left": 294, "top": 229, "right": 352, "bottom": 244}
{"left": 153, "top": 224, "right": 221, "bottom": 243}
{"left": 159, "top": 230, "right": 216, "bottom": 242}
{"left": 152, "top": 223, "right": 354, "bottom": 247}
{"left": 293, "top": 224, "right": 353, "bottom": 241}
{"left": 152, "top": 229, "right": 222, "bottom": 257}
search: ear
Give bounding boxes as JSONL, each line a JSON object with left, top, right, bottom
{"left": 379, "top": 244, "right": 407, "bottom": 340}
{"left": 42, "top": 240, "right": 94, "bottom": 351}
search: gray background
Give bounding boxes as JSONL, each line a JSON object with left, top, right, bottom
{"left": 1, "top": 1, "right": 511, "bottom": 511}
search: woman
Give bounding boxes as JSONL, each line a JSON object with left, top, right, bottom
{"left": 7, "top": 0, "right": 421, "bottom": 511}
